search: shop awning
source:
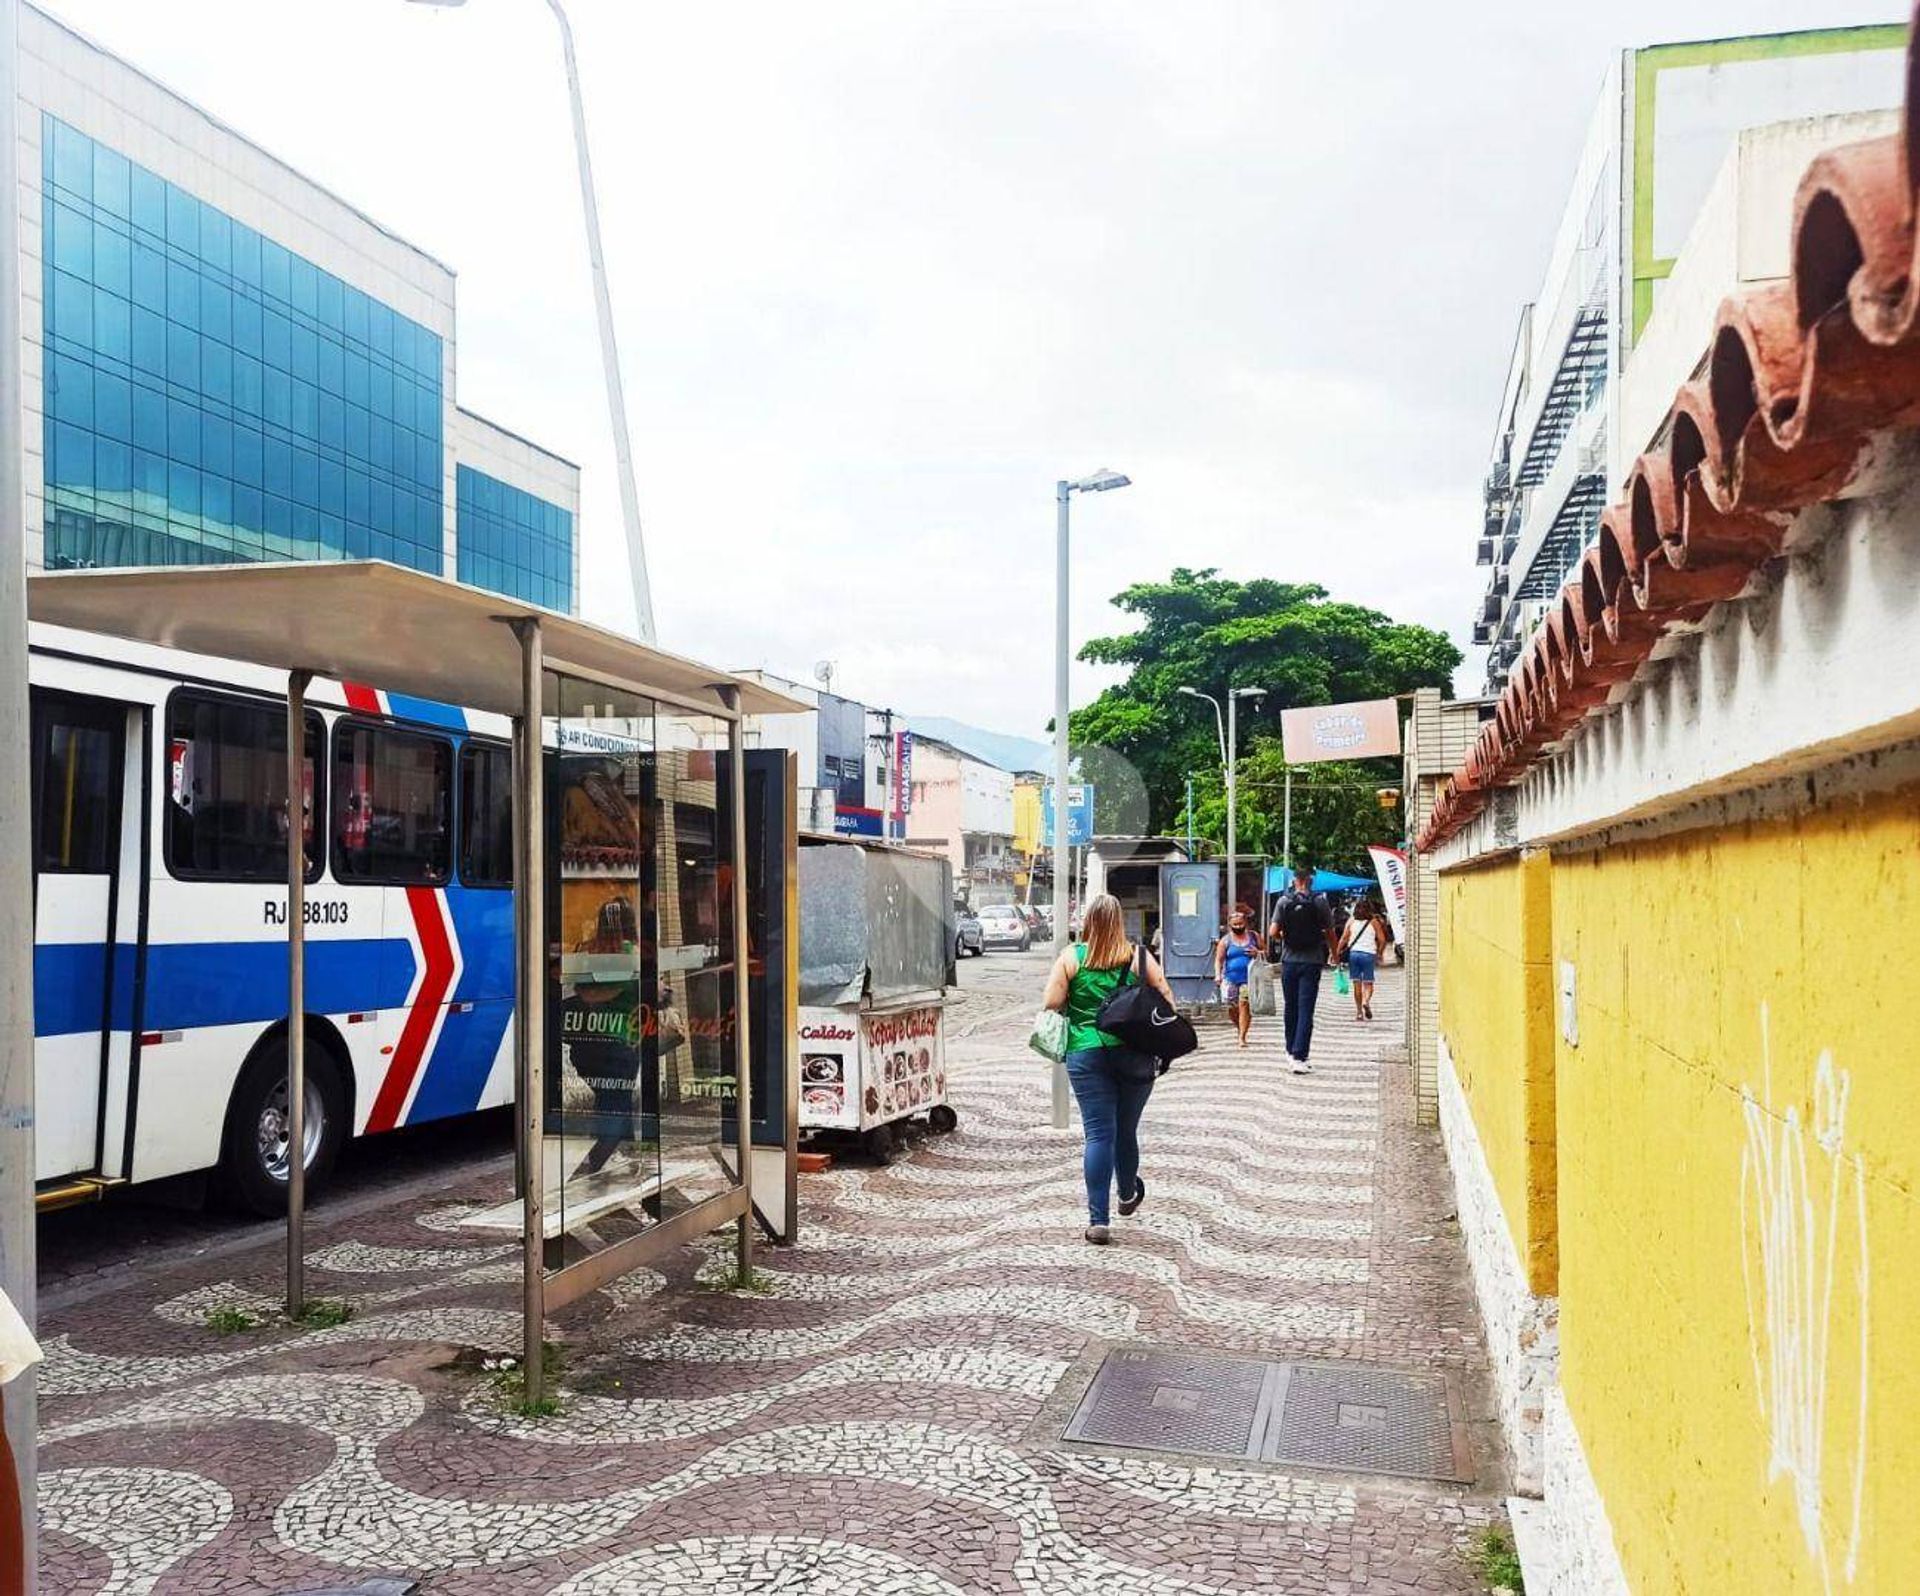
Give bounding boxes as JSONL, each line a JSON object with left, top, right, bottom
{"left": 26, "top": 559, "right": 806, "bottom": 721}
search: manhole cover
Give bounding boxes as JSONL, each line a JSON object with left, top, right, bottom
{"left": 1063, "top": 1347, "right": 1278, "bottom": 1459}
{"left": 1264, "top": 1362, "right": 1470, "bottom": 1481}
{"left": 1062, "top": 1349, "right": 1471, "bottom": 1482}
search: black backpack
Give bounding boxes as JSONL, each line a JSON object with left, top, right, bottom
{"left": 1280, "top": 892, "right": 1326, "bottom": 954}
{"left": 1095, "top": 943, "right": 1199, "bottom": 1063}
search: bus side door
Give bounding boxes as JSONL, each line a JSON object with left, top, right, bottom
{"left": 30, "top": 689, "right": 135, "bottom": 1183}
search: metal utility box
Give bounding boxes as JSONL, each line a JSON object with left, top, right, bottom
{"left": 1159, "top": 860, "right": 1223, "bottom": 1005}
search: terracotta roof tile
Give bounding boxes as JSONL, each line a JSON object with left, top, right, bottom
{"left": 1418, "top": 10, "right": 1920, "bottom": 852}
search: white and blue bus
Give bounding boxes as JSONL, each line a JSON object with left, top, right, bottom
{"left": 29, "top": 623, "right": 517, "bottom": 1213}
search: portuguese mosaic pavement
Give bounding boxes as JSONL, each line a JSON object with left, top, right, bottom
{"left": 36, "top": 965, "right": 1506, "bottom": 1593}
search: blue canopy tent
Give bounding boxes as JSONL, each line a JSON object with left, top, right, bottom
{"left": 1265, "top": 864, "right": 1375, "bottom": 896}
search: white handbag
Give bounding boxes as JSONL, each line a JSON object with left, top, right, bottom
{"left": 1028, "top": 1008, "right": 1069, "bottom": 1063}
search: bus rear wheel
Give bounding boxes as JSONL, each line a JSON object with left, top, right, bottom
{"left": 220, "top": 1036, "right": 347, "bottom": 1216}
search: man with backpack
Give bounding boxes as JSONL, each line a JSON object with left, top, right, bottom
{"left": 1268, "top": 865, "right": 1337, "bottom": 1072}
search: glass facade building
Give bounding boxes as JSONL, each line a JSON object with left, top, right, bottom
{"left": 40, "top": 115, "right": 446, "bottom": 575}
{"left": 456, "top": 463, "right": 574, "bottom": 612}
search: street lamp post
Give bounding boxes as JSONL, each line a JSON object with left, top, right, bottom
{"left": 1179, "top": 684, "right": 1263, "bottom": 928}
{"left": 406, "top": 0, "right": 656, "bottom": 641}
{"left": 1052, "top": 468, "right": 1129, "bottom": 1129}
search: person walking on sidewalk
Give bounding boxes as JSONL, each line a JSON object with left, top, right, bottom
{"left": 1338, "top": 895, "right": 1391, "bottom": 1022}
{"left": 1269, "top": 864, "right": 1336, "bottom": 1073}
{"left": 1041, "top": 893, "right": 1177, "bottom": 1245}
{"left": 1213, "top": 908, "right": 1260, "bottom": 1048}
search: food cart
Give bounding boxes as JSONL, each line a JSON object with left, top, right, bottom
{"left": 797, "top": 832, "right": 957, "bottom": 1159}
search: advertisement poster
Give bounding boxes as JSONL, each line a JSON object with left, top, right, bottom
{"left": 892, "top": 730, "right": 915, "bottom": 821}
{"left": 799, "top": 1007, "right": 860, "bottom": 1129}
{"left": 862, "top": 1005, "right": 944, "bottom": 1127}
{"left": 1367, "top": 845, "right": 1409, "bottom": 945}
{"left": 1043, "top": 782, "right": 1095, "bottom": 848}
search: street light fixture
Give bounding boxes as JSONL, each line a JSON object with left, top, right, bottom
{"left": 404, "top": 0, "right": 656, "bottom": 642}
{"left": 1051, "top": 466, "right": 1130, "bottom": 1128}
{"left": 1179, "top": 683, "right": 1264, "bottom": 926}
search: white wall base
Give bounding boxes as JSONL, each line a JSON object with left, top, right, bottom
{"left": 1517, "top": 1387, "right": 1632, "bottom": 1595}
{"left": 1437, "top": 1037, "right": 1559, "bottom": 1492}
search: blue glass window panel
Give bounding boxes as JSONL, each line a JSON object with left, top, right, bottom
{"left": 50, "top": 200, "right": 92, "bottom": 276}
{"left": 164, "top": 185, "right": 199, "bottom": 254}
{"left": 232, "top": 294, "right": 261, "bottom": 355}
{"left": 261, "top": 307, "right": 290, "bottom": 371}
{"left": 51, "top": 269, "right": 93, "bottom": 344}
{"left": 263, "top": 367, "right": 290, "bottom": 428}
{"left": 320, "top": 512, "right": 346, "bottom": 559}
{"left": 199, "top": 279, "right": 231, "bottom": 343}
{"left": 345, "top": 404, "right": 369, "bottom": 459}
{"left": 290, "top": 256, "right": 317, "bottom": 318}
{"left": 316, "top": 270, "right": 342, "bottom": 328}
{"left": 233, "top": 352, "right": 262, "bottom": 416}
{"left": 370, "top": 478, "right": 393, "bottom": 533}
{"left": 264, "top": 493, "right": 291, "bottom": 555}
{"left": 290, "top": 379, "right": 316, "bottom": 437}
{"left": 202, "top": 413, "right": 232, "bottom": 476}
{"left": 49, "top": 353, "right": 91, "bottom": 425}
{"left": 294, "top": 502, "right": 319, "bottom": 558}
{"left": 343, "top": 518, "right": 369, "bottom": 559}
{"left": 230, "top": 220, "right": 261, "bottom": 288}
{"left": 94, "top": 370, "right": 130, "bottom": 439}
{"left": 342, "top": 285, "right": 368, "bottom": 346}
{"left": 131, "top": 385, "right": 166, "bottom": 452}
{"left": 203, "top": 472, "right": 232, "bottom": 530}
{"left": 202, "top": 340, "right": 232, "bottom": 405}
{"left": 293, "top": 447, "right": 318, "bottom": 507}
{"left": 318, "top": 392, "right": 344, "bottom": 452}
{"left": 167, "top": 461, "right": 200, "bottom": 519}
{"left": 168, "top": 397, "right": 201, "bottom": 466}
{"left": 368, "top": 418, "right": 392, "bottom": 472}
{"left": 319, "top": 458, "right": 344, "bottom": 514}
{"left": 368, "top": 299, "right": 393, "bottom": 357}
{"left": 96, "top": 438, "right": 131, "bottom": 496}
{"left": 132, "top": 449, "right": 166, "bottom": 502}
{"left": 200, "top": 206, "right": 230, "bottom": 274}
{"left": 264, "top": 437, "right": 291, "bottom": 498}
{"left": 344, "top": 469, "right": 369, "bottom": 524}
{"left": 92, "top": 145, "right": 130, "bottom": 219}
{"left": 317, "top": 336, "right": 342, "bottom": 396}
{"left": 289, "top": 323, "right": 316, "bottom": 382}
{"left": 343, "top": 350, "right": 368, "bottom": 406}
{"left": 93, "top": 224, "right": 130, "bottom": 297}
{"left": 130, "top": 166, "right": 165, "bottom": 238}
{"left": 165, "top": 321, "right": 200, "bottom": 389}
{"left": 165, "top": 260, "right": 198, "bottom": 327}
{"left": 129, "top": 307, "right": 165, "bottom": 377}
{"left": 130, "top": 242, "right": 165, "bottom": 312}
{"left": 50, "top": 120, "right": 90, "bottom": 200}
{"left": 232, "top": 425, "right": 262, "bottom": 488}
{"left": 233, "top": 482, "right": 262, "bottom": 534}
{"left": 52, "top": 421, "right": 92, "bottom": 488}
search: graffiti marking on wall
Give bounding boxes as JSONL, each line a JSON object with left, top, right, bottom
{"left": 1740, "top": 1007, "right": 1871, "bottom": 1590}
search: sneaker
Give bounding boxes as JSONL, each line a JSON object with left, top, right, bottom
{"left": 1085, "top": 1224, "right": 1112, "bottom": 1245}
{"left": 1291, "top": 1059, "right": 1313, "bottom": 1075}
{"left": 1118, "top": 1177, "right": 1146, "bottom": 1217}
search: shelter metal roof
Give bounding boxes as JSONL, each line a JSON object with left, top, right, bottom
{"left": 25, "top": 560, "right": 807, "bottom": 721}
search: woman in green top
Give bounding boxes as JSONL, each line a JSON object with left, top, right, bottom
{"left": 1041, "top": 893, "right": 1180, "bottom": 1244}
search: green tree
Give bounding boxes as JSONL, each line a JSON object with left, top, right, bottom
{"left": 1067, "top": 568, "right": 1457, "bottom": 869}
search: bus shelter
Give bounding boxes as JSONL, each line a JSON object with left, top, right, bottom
{"left": 26, "top": 559, "right": 803, "bottom": 1401}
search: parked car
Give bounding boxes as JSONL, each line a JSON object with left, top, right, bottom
{"left": 977, "top": 904, "right": 1032, "bottom": 952}
{"left": 953, "top": 902, "right": 984, "bottom": 959}
{"left": 1018, "top": 903, "right": 1053, "bottom": 940}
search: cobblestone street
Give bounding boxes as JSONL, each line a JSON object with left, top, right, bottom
{"left": 36, "top": 960, "right": 1507, "bottom": 1594}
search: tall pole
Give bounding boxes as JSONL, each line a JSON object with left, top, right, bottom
{"left": 513, "top": 619, "right": 547, "bottom": 1405}
{"left": 546, "top": 0, "right": 654, "bottom": 643}
{"left": 1225, "top": 689, "right": 1238, "bottom": 920}
{"left": 0, "top": 0, "right": 37, "bottom": 1576}
{"left": 1185, "top": 773, "right": 1194, "bottom": 854}
{"left": 1050, "top": 482, "right": 1071, "bottom": 1130}
{"left": 726, "top": 690, "right": 754, "bottom": 1281}
{"left": 285, "top": 670, "right": 312, "bottom": 1319}
{"left": 1283, "top": 766, "right": 1293, "bottom": 870}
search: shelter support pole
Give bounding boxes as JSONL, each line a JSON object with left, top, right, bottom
{"left": 1282, "top": 767, "right": 1292, "bottom": 869}
{"left": 285, "top": 669, "right": 312, "bottom": 1318}
{"left": 727, "top": 693, "right": 755, "bottom": 1281}
{"left": 512, "top": 620, "right": 547, "bottom": 1405}
{"left": 0, "top": 1, "right": 35, "bottom": 1576}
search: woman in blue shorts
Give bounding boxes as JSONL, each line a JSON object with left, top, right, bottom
{"left": 1213, "top": 910, "right": 1260, "bottom": 1048}
{"left": 1339, "top": 897, "right": 1391, "bottom": 1021}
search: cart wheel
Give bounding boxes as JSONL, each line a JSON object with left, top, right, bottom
{"left": 863, "top": 1123, "right": 896, "bottom": 1163}
{"left": 927, "top": 1104, "right": 958, "bottom": 1134}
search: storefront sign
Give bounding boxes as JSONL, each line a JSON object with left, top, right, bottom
{"left": 834, "top": 804, "right": 884, "bottom": 838}
{"left": 799, "top": 1008, "right": 860, "bottom": 1129}
{"left": 892, "top": 730, "right": 914, "bottom": 821}
{"left": 1042, "top": 782, "right": 1094, "bottom": 848}
{"left": 1280, "top": 698, "right": 1402, "bottom": 764}
{"left": 863, "top": 1005, "right": 944, "bottom": 1126}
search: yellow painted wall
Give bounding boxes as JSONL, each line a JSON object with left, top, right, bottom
{"left": 1553, "top": 786, "right": 1920, "bottom": 1593}
{"left": 1012, "top": 781, "right": 1042, "bottom": 859}
{"left": 1438, "top": 849, "right": 1557, "bottom": 1292}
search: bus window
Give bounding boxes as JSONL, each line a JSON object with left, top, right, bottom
{"left": 332, "top": 721, "right": 453, "bottom": 885}
{"left": 165, "top": 690, "right": 324, "bottom": 882}
{"left": 459, "top": 741, "right": 512, "bottom": 887}
{"left": 34, "top": 713, "right": 118, "bottom": 874}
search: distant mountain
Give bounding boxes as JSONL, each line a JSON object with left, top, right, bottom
{"left": 906, "top": 715, "right": 1053, "bottom": 774}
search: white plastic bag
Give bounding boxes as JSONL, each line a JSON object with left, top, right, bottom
{"left": 1028, "top": 1008, "right": 1068, "bottom": 1063}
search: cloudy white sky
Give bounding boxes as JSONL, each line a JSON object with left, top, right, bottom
{"left": 43, "top": 0, "right": 1900, "bottom": 738}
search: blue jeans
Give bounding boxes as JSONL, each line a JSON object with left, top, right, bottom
{"left": 1279, "top": 960, "right": 1324, "bottom": 1059}
{"left": 1064, "top": 1046, "right": 1155, "bottom": 1225}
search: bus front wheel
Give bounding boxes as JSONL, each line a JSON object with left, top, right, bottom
{"left": 220, "top": 1036, "right": 347, "bottom": 1216}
